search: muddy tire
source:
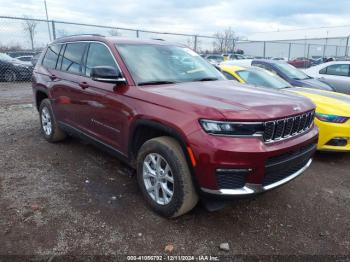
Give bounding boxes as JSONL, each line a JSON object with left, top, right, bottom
{"left": 136, "top": 136, "right": 198, "bottom": 218}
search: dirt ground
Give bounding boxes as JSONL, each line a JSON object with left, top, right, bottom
{"left": 0, "top": 82, "right": 350, "bottom": 259}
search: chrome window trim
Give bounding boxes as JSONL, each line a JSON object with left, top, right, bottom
{"left": 46, "top": 40, "right": 125, "bottom": 82}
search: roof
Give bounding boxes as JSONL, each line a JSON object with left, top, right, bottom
{"left": 52, "top": 34, "right": 183, "bottom": 46}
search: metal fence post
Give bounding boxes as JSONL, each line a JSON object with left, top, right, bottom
{"left": 345, "top": 36, "right": 350, "bottom": 56}
{"left": 322, "top": 45, "right": 326, "bottom": 58}
{"left": 51, "top": 20, "right": 56, "bottom": 40}
{"left": 194, "top": 35, "right": 198, "bottom": 51}
{"left": 288, "top": 43, "right": 291, "bottom": 60}
{"left": 263, "top": 41, "right": 266, "bottom": 58}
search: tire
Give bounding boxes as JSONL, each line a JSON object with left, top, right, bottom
{"left": 39, "top": 98, "right": 66, "bottom": 142}
{"left": 4, "top": 70, "right": 16, "bottom": 82}
{"left": 136, "top": 136, "right": 198, "bottom": 217}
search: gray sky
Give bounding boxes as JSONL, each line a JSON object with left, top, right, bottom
{"left": 1, "top": 0, "right": 350, "bottom": 40}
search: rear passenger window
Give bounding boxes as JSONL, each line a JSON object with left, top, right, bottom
{"left": 85, "top": 43, "right": 118, "bottom": 77}
{"left": 42, "top": 44, "right": 61, "bottom": 69}
{"left": 320, "top": 64, "right": 349, "bottom": 76}
{"left": 61, "top": 43, "right": 87, "bottom": 74}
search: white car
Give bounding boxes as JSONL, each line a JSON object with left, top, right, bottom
{"left": 304, "top": 61, "right": 350, "bottom": 94}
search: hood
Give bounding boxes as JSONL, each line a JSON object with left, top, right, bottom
{"left": 296, "top": 78, "right": 333, "bottom": 91}
{"left": 288, "top": 87, "right": 350, "bottom": 116}
{"left": 141, "top": 80, "right": 315, "bottom": 121}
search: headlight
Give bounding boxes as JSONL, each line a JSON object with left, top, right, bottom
{"left": 315, "top": 113, "right": 349, "bottom": 123}
{"left": 199, "top": 119, "right": 263, "bottom": 136}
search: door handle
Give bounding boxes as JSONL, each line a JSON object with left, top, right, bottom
{"left": 79, "top": 82, "right": 89, "bottom": 89}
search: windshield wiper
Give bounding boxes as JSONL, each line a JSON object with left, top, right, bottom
{"left": 138, "top": 80, "right": 177, "bottom": 86}
{"left": 193, "top": 77, "right": 219, "bottom": 82}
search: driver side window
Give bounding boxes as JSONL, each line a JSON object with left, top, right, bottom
{"left": 85, "top": 43, "right": 119, "bottom": 77}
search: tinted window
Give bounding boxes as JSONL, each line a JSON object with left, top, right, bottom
{"left": 273, "top": 62, "right": 310, "bottom": 80}
{"left": 42, "top": 44, "right": 61, "bottom": 69}
{"left": 321, "top": 64, "right": 349, "bottom": 76}
{"left": 61, "top": 43, "right": 87, "bottom": 74}
{"left": 237, "top": 68, "right": 291, "bottom": 89}
{"left": 85, "top": 43, "right": 118, "bottom": 77}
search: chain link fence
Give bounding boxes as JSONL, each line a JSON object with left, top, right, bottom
{"left": 0, "top": 15, "right": 349, "bottom": 87}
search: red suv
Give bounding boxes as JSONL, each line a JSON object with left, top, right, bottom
{"left": 32, "top": 35, "right": 318, "bottom": 217}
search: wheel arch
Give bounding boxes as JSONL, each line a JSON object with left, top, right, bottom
{"left": 34, "top": 88, "right": 49, "bottom": 111}
{"left": 128, "top": 118, "right": 201, "bottom": 192}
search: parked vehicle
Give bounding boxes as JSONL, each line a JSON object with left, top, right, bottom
{"left": 220, "top": 64, "right": 350, "bottom": 151}
{"left": 15, "top": 55, "right": 34, "bottom": 66}
{"left": 204, "top": 54, "right": 224, "bottom": 64}
{"left": 7, "top": 51, "right": 36, "bottom": 58}
{"left": 288, "top": 57, "right": 312, "bottom": 68}
{"left": 228, "top": 53, "right": 246, "bottom": 60}
{"left": 251, "top": 60, "right": 334, "bottom": 91}
{"left": 304, "top": 61, "right": 350, "bottom": 94}
{"left": 32, "top": 35, "right": 318, "bottom": 217}
{"left": 0, "top": 53, "right": 33, "bottom": 82}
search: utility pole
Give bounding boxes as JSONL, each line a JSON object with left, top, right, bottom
{"left": 44, "top": 0, "right": 52, "bottom": 41}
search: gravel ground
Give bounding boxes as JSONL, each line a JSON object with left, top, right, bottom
{"left": 0, "top": 83, "right": 350, "bottom": 259}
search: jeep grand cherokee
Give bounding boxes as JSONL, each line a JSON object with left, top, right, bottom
{"left": 32, "top": 35, "right": 318, "bottom": 217}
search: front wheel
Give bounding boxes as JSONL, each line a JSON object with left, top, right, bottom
{"left": 136, "top": 136, "right": 198, "bottom": 218}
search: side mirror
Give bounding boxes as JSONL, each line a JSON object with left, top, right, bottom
{"left": 91, "top": 66, "right": 126, "bottom": 84}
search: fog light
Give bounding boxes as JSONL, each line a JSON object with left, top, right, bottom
{"left": 326, "top": 137, "right": 349, "bottom": 147}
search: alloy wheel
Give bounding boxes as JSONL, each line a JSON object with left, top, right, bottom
{"left": 143, "top": 153, "right": 174, "bottom": 205}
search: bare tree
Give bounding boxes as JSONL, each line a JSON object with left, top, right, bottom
{"left": 108, "top": 29, "right": 120, "bottom": 37}
{"left": 213, "top": 27, "right": 236, "bottom": 53}
{"left": 22, "top": 16, "right": 38, "bottom": 50}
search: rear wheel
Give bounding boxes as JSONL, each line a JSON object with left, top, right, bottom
{"left": 137, "top": 136, "right": 198, "bottom": 217}
{"left": 39, "top": 98, "right": 66, "bottom": 142}
{"left": 4, "top": 70, "right": 16, "bottom": 82}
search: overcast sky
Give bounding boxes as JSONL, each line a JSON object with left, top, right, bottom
{"left": 1, "top": 0, "right": 350, "bottom": 41}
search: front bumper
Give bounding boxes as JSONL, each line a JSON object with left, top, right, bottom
{"left": 316, "top": 119, "right": 350, "bottom": 151}
{"left": 201, "top": 159, "right": 312, "bottom": 196}
{"left": 188, "top": 125, "right": 318, "bottom": 196}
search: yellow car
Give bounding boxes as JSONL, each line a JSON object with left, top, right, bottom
{"left": 220, "top": 64, "right": 350, "bottom": 151}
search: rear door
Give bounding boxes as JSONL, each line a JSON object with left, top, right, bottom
{"left": 50, "top": 42, "right": 89, "bottom": 130}
{"left": 318, "top": 64, "right": 350, "bottom": 94}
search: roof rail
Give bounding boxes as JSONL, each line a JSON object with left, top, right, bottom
{"left": 54, "top": 33, "right": 105, "bottom": 41}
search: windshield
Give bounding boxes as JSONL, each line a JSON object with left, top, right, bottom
{"left": 0, "top": 53, "right": 14, "bottom": 62}
{"left": 116, "top": 44, "right": 225, "bottom": 85}
{"left": 274, "top": 62, "right": 310, "bottom": 80}
{"left": 236, "top": 68, "right": 292, "bottom": 89}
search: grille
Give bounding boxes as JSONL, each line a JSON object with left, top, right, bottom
{"left": 263, "top": 111, "right": 314, "bottom": 142}
{"left": 263, "top": 143, "right": 316, "bottom": 186}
